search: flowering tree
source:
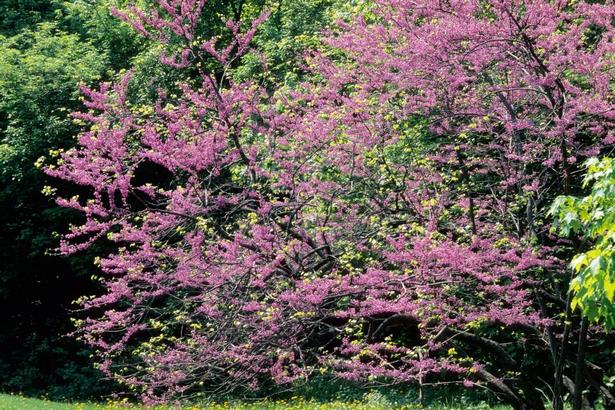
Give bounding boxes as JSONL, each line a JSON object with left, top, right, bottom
{"left": 48, "top": 0, "right": 614, "bottom": 407}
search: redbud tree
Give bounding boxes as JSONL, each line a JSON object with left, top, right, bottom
{"left": 48, "top": 0, "right": 614, "bottom": 406}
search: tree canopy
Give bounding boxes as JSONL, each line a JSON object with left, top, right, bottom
{"left": 46, "top": 0, "right": 614, "bottom": 408}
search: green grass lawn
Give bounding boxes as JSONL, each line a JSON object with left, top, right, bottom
{"left": 0, "top": 393, "right": 511, "bottom": 410}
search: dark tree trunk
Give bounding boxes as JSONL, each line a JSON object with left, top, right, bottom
{"left": 573, "top": 317, "right": 589, "bottom": 410}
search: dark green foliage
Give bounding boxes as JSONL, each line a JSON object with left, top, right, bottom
{"left": 58, "top": 0, "right": 143, "bottom": 71}
{"left": 280, "top": 375, "right": 505, "bottom": 409}
{"left": 0, "top": 0, "right": 55, "bottom": 35}
{"left": 0, "top": 23, "right": 107, "bottom": 176}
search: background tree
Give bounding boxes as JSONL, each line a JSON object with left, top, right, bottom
{"left": 551, "top": 157, "right": 614, "bottom": 410}
{"left": 0, "top": 0, "right": 55, "bottom": 35}
{"left": 0, "top": 19, "right": 110, "bottom": 399}
{"left": 0, "top": 0, "right": 141, "bottom": 398}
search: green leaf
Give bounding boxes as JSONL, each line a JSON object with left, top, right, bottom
{"left": 570, "top": 254, "right": 588, "bottom": 272}
{"left": 604, "top": 274, "right": 615, "bottom": 302}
